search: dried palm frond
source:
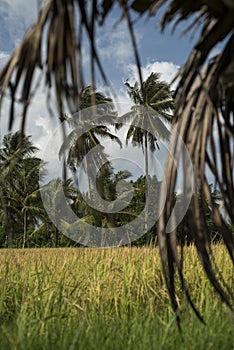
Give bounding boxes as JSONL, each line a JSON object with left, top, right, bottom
{"left": 158, "top": 50, "right": 234, "bottom": 323}
{"left": 128, "top": 0, "right": 234, "bottom": 323}
{"left": 139, "top": 0, "right": 234, "bottom": 322}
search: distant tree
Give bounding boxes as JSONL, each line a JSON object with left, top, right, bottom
{"left": 72, "top": 162, "right": 132, "bottom": 231}
{"left": 0, "top": 132, "right": 38, "bottom": 246}
{"left": 71, "top": 167, "right": 161, "bottom": 246}
{"left": 60, "top": 86, "right": 121, "bottom": 196}
{"left": 121, "top": 72, "right": 173, "bottom": 242}
{"left": 38, "top": 177, "right": 79, "bottom": 247}
{"left": 18, "top": 157, "right": 46, "bottom": 248}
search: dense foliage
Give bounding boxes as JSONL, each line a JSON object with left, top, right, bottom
{"left": 0, "top": 131, "right": 226, "bottom": 248}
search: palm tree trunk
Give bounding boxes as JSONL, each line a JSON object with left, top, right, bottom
{"left": 86, "top": 158, "right": 92, "bottom": 198}
{"left": 144, "top": 132, "right": 150, "bottom": 244}
{"left": 54, "top": 227, "right": 59, "bottom": 247}
{"left": 23, "top": 209, "right": 27, "bottom": 248}
{"left": 5, "top": 209, "right": 13, "bottom": 248}
{"left": 7, "top": 232, "right": 13, "bottom": 247}
{"left": 5, "top": 200, "right": 13, "bottom": 247}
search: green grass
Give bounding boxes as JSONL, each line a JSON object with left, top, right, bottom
{"left": 0, "top": 246, "right": 233, "bottom": 349}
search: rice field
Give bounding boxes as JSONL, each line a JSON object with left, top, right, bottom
{"left": 0, "top": 246, "right": 233, "bottom": 350}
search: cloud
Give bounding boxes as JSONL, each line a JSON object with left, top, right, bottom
{"left": 126, "top": 61, "right": 180, "bottom": 87}
{"left": 0, "top": 52, "right": 10, "bottom": 66}
{"left": 0, "top": 69, "right": 62, "bottom": 183}
{"left": 101, "top": 34, "right": 131, "bottom": 63}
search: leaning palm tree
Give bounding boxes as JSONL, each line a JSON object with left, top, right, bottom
{"left": 122, "top": 72, "right": 174, "bottom": 242}
{"left": 59, "top": 86, "right": 121, "bottom": 195}
{"left": 0, "top": 0, "right": 233, "bottom": 321}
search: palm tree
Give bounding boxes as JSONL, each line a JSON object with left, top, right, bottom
{"left": 122, "top": 72, "right": 174, "bottom": 242}
{"left": 31, "top": 177, "right": 78, "bottom": 247}
{"left": 0, "top": 132, "right": 38, "bottom": 176}
{"left": 17, "top": 157, "right": 46, "bottom": 248}
{"left": 60, "top": 86, "right": 121, "bottom": 196}
{"left": 70, "top": 163, "right": 133, "bottom": 246}
{"left": 0, "top": 132, "right": 38, "bottom": 246}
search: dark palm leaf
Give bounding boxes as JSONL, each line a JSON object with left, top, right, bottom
{"left": 131, "top": 0, "right": 234, "bottom": 321}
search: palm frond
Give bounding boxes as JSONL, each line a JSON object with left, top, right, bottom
{"left": 126, "top": 0, "right": 234, "bottom": 321}
{"left": 123, "top": 0, "right": 234, "bottom": 322}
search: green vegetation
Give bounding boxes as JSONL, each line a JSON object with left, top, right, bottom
{"left": 0, "top": 129, "right": 224, "bottom": 248}
{"left": 0, "top": 246, "right": 233, "bottom": 350}
{"left": 0, "top": 132, "right": 46, "bottom": 248}
{"left": 0, "top": 80, "right": 226, "bottom": 248}
{"left": 60, "top": 86, "right": 121, "bottom": 193}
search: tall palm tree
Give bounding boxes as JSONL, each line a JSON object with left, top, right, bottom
{"left": 0, "top": 132, "right": 38, "bottom": 246}
{"left": 122, "top": 72, "right": 174, "bottom": 242}
{"left": 60, "top": 86, "right": 121, "bottom": 196}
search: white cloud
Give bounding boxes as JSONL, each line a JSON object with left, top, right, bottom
{"left": 0, "top": 52, "right": 10, "bottom": 67}
{"left": 0, "top": 70, "right": 62, "bottom": 183}
{"left": 127, "top": 61, "right": 180, "bottom": 88}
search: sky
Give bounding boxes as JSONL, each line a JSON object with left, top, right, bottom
{"left": 0, "top": 0, "right": 201, "bottom": 186}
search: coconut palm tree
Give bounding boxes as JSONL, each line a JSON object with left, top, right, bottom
{"left": 69, "top": 163, "right": 134, "bottom": 246}
{"left": 31, "top": 177, "right": 78, "bottom": 247}
{"left": 0, "top": 132, "right": 38, "bottom": 176}
{"left": 59, "top": 86, "right": 121, "bottom": 195}
{"left": 17, "top": 157, "right": 47, "bottom": 248}
{"left": 0, "top": 132, "right": 39, "bottom": 246}
{"left": 122, "top": 72, "right": 174, "bottom": 242}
